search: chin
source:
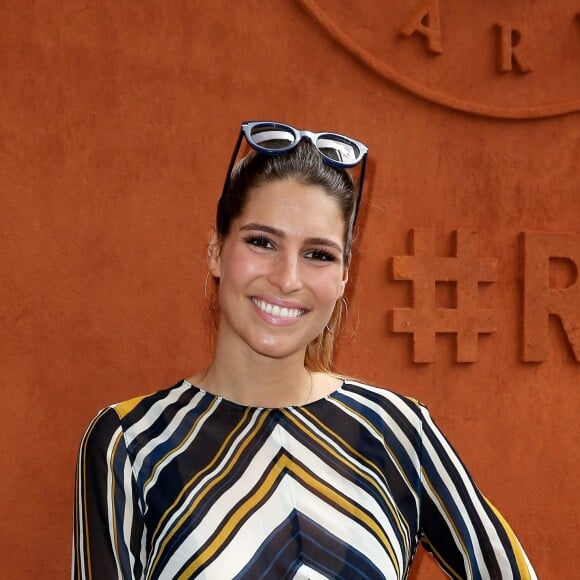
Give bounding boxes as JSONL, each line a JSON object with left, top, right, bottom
{"left": 251, "top": 343, "right": 302, "bottom": 361}
{"left": 248, "top": 333, "right": 311, "bottom": 361}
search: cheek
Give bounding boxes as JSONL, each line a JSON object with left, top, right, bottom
{"left": 220, "top": 247, "right": 264, "bottom": 286}
{"left": 311, "top": 273, "right": 344, "bottom": 306}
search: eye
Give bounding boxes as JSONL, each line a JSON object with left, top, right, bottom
{"left": 305, "top": 249, "right": 340, "bottom": 263}
{"left": 244, "top": 234, "right": 274, "bottom": 250}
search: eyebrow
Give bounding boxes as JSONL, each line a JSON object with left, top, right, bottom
{"left": 239, "top": 223, "right": 344, "bottom": 253}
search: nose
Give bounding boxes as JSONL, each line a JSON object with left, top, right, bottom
{"left": 268, "top": 251, "right": 303, "bottom": 294}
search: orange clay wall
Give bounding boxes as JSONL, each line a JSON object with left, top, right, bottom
{"left": 1, "top": 2, "right": 578, "bottom": 578}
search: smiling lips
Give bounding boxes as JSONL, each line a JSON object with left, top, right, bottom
{"left": 251, "top": 297, "right": 307, "bottom": 320}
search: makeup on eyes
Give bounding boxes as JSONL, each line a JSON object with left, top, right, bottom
{"left": 242, "top": 233, "right": 341, "bottom": 264}
{"left": 240, "top": 222, "right": 343, "bottom": 263}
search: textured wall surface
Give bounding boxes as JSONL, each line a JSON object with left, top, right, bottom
{"left": 1, "top": 1, "right": 578, "bottom": 577}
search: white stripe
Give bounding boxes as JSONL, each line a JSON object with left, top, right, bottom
{"left": 331, "top": 387, "right": 422, "bottom": 514}
{"left": 202, "top": 479, "right": 399, "bottom": 579}
{"left": 523, "top": 550, "right": 538, "bottom": 580}
{"left": 146, "top": 406, "right": 265, "bottom": 575}
{"left": 420, "top": 407, "right": 493, "bottom": 579}
{"left": 277, "top": 423, "right": 406, "bottom": 570}
{"left": 292, "top": 565, "right": 331, "bottom": 579}
{"left": 122, "top": 455, "right": 137, "bottom": 575}
{"left": 330, "top": 387, "right": 421, "bottom": 480}
{"left": 138, "top": 391, "right": 212, "bottom": 503}
{"left": 345, "top": 381, "right": 422, "bottom": 429}
{"left": 286, "top": 407, "right": 413, "bottom": 561}
{"left": 74, "top": 423, "right": 91, "bottom": 580}
{"left": 122, "top": 382, "right": 191, "bottom": 447}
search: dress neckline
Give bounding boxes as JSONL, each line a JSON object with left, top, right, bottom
{"left": 182, "top": 378, "right": 345, "bottom": 411}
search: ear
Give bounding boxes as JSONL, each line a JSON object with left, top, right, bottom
{"left": 207, "top": 228, "right": 222, "bottom": 279}
{"left": 338, "top": 265, "right": 349, "bottom": 298}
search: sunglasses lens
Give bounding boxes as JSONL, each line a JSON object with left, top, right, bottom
{"left": 244, "top": 123, "right": 365, "bottom": 167}
{"left": 248, "top": 124, "right": 296, "bottom": 151}
{"left": 316, "top": 134, "right": 361, "bottom": 165}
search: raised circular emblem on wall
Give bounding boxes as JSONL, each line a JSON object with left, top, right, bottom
{"left": 298, "top": 0, "right": 580, "bottom": 119}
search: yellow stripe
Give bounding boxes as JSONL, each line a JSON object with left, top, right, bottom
{"left": 149, "top": 408, "right": 270, "bottom": 574}
{"left": 485, "top": 497, "right": 532, "bottom": 579}
{"left": 178, "top": 454, "right": 401, "bottom": 579}
{"left": 115, "top": 395, "right": 148, "bottom": 419}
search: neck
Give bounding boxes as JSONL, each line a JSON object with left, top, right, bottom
{"left": 201, "top": 339, "right": 312, "bottom": 408}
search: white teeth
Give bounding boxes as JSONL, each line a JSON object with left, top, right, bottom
{"left": 252, "top": 298, "right": 304, "bottom": 318}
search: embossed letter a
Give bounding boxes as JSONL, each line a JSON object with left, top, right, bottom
{"left": 399, "top": 0, "right": 443, "bottom": 55}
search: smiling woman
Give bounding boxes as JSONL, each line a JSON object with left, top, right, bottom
{"left": 207, "top": 177, "right": 349, "bottom": 406}
{"left": 72, "top": 122, "right": 537, "bottom": 579}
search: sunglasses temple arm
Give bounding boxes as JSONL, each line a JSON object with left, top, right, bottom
{"left": 352, "top": 154, "right": 367, "bottom": 228}
{"left": 219, "top": 129, "right": 245, "bottom": 199}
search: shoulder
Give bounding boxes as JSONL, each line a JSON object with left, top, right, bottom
{"left": 113, "top": 379, "right": 192, "bottom": 416}
{"left": 340, "top": 377, "right": 423, "bottom": 408}
{"left": 330, "top": 378, "right": 433, "bottom": 461}
{"left": 82, "top": 379, "right": 193, "bottom": 441}
{"left": 336, "top": 377, "right": 429, "bottom": 428}
{"left": 77, "top": 379, "right": 205, "bottom": 471}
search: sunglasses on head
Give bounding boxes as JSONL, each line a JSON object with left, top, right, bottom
{"left": 222, "top": 121, "right": 368, "bottom": 226}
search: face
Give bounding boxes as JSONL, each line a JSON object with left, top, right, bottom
{"left": 209, "top": 178, "right": 349, "bottom": 363}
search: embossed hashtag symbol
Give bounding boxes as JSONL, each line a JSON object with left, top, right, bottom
{"left": 391, "top": 229, "right": 498, "bottom": 363}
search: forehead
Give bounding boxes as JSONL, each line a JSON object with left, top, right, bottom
{"left": 238, "top": 178, "right": 346, "bottom": 240}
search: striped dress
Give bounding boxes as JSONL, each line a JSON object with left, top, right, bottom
{"left": 73, "top": 379, "right": 536, "bottom": 579}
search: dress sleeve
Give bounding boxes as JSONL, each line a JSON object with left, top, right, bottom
{"left": 417, "top": 405, "right": 537, "bottom": 579}
{"left": 72, "top": 407, "right": 145, "bottom": 579}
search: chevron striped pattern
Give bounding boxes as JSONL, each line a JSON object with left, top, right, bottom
{"left": 73, "top": 380, "right": 536, "bottom": 579}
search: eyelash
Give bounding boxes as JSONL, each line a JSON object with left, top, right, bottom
{"left": 245, "top": 234, "right": 273, "bottom": 249}
{"left": 306, "top": 249, "right": 338, "bottom": 263}
{"left": 243, "top": 235, "right": 339, "bottom": 263}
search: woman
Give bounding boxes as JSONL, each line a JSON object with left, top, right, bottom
{"left": 73, "top": 122, "right": 536, "bottom": 579}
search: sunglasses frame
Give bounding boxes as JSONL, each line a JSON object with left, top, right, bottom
{"left": 221, "top": 121, "right": 368, "bottom": 227}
